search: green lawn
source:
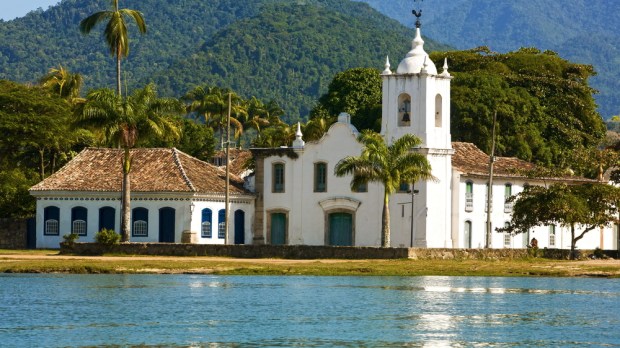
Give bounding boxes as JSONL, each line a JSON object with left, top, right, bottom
{"left": 1, "top": 251, "right": 618, "bottom": 277}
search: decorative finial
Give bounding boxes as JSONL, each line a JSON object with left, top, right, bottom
{"left": 441, "top": 57, "right": 451, "bottom": 77}
{"left": 292, "top": 122, "right": 305, "bottom": 148}
{"left": 413, "top": 0, "right": 423, "bottom": 28}
{"left": 421, "top": 56, "right": 428, "bottom": 74}
{"left": 382, "top": 56, "right": 392, "bottom": 75}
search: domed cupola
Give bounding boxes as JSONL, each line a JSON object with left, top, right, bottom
{"left": 396, "top": 27, "right": 437, "bottom": 75}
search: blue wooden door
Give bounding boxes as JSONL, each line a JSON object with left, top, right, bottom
{"left": 99, "top": 206, "right": 116, "bottom": 232}
{"left": 329, "top": 213, "right": 352, "bottom": 246}
{"left": 159, "top": 207, "right": 175, "bottom": 243}
{"left": 270, "top": 213, "right": 286, "bottom": 245}
{"left": 234, "top": 210, "right": 245, "bottom": 245}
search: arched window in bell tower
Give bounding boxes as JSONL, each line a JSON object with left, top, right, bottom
{"left": 398, "top": 93, "right": 411, "bottom": 127}
{"left": 435, "top": 94, "right": 443, "bottom": 128}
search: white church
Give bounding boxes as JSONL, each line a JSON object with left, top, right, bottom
{"left": 30, "top": 17, "right": 619, "bottom": 251}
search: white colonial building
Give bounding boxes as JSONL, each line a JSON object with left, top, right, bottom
{"left": 30, "top": 148, "right": 255, "bottom": 248}
{"left": 250, "top": 24, "right": 619, "bottom": 251}
{"left": 30, "top": 20, "right": 619, "bottom": 251}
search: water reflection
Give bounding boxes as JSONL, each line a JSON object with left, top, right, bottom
{"left": 0, "top": 275, "right": 619, "bottom": 347}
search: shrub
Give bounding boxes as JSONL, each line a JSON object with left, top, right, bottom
{"left": 95, "top": 228, "right": 121, "bottom": 246}
{"left": 62, "top": 233, "right": 79, "bottom": 246}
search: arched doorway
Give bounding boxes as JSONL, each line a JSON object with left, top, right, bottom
{"left": 328, "top": 212, "right": 353, "bottom": 246}
{"left": 159, "top": 207, "right": 175, "bottom": 243}
{"left": 234, "top": 210, "right": 245, "bottom": 245}
{"left": 99, "top": 206, "right": 115, "bottom": 232}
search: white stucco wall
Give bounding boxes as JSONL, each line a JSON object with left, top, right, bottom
{"left": 33, "top": 192, "right": 254, "bottom": 248}
{"left": 452, "top": 176, "right": 618, "bottom": 250}
{"left": 261, "top": 120, "right": 384, "bottom": 246}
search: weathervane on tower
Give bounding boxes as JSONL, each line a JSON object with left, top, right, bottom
{"left": 413, "top": 0, "right": 423, "bottom": 28}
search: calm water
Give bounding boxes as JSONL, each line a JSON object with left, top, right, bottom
{"left": 1, "top": 275, "right": 619, "bottom": 347}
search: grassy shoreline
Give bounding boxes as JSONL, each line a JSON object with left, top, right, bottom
{"left": 1, "top": 250, "right": 619, "bottom": 277}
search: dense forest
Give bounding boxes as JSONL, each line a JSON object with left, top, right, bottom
{"left": 359, "top": 0, "right": 620, "bottom": 119}
{"left": 0, "top": 0, "right": 613, "bottom": 219}
{"left": 0, "top": 0, "right": 448, "bottom": 121}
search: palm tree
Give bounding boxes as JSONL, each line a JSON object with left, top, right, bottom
{"left": 335, "top": 131, "right": 435, "bottom": 247}
{"left": 80, "top": 0, "right": 146, "bottom": 96}
{"left": 184, "top": 86, "right": 245, "bottom": 148}
{"left": 76, "top": 83, "right": 182, "bottom": 241}
{"left": 40, "top": 65, "right": 84, "bottom": 103}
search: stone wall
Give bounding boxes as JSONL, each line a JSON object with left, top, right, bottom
{"left": 60, "top": 243, "right": 615, "bottom": 260}
{"left": 0, "top": 218, "right": 28, "bottom": 249}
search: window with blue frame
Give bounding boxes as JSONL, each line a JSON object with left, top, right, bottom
{"left": 201, "top": 208, "right": 212, "bottom": 238}
{"left": 44, "top": 206, "right": 60, "bottom": 236}
{"left": 218, "top": 209, "right": 226, "bottom": 239}
{"left": 132, "top": 207, "right": 148, "bottom": 237}
{"left": 273, "top": 163, "right": 285, "bottom": 193}
{"left": 71, "top": 206, "right": 88, "bottom": 236}
{"left": 314, "top": 162, "right": 327, "bottom": 192}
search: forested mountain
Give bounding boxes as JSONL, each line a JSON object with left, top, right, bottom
{"left": 357, "top": 0, "right": 620, "bottom": 119}
{"left": 0, "top": 0, "right": 448, "bottom": 121}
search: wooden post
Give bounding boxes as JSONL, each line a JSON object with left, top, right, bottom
{"left": 225, "top": 93, "right": 231, "bottom": 245}
{"left": 485, "top": 110, "right": 497, "bottom": 248}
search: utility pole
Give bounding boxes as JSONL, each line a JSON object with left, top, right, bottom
{"left": 485, "top": 110, "right": 497, "bottom": 248}
{"left": 225, "top": 93, "right": 231, "bottom": 245}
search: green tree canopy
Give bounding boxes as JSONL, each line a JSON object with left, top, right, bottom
{"left": 501, "top": 183, "right": 620, "bottom": 258}
{"left": 311, "top": 67, "right": 383, "bottom": 132}
{"left": 431, "top": 47, "right": 605, "bottom": 168}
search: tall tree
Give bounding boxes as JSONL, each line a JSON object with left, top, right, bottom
{"left": 76, "top": 83, "right": 182, "bottom": 241}
{"left": 311, "top": 67, "right": 383, "bottom": 132}
{"left": 335, "top": 131, "right": 435, "bottom": 247}
{"left": 501, "top": 183, "right": 620, "bottom": 259}
{"left": 184, "top": 86, "right": 245, "bottom": 148}
{"left": 80, "top": 0, "right": 147, "bottom": 96}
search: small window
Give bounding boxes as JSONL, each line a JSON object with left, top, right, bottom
{"left": 549, "top": 225, "right": 556, "bottom": 247}
{"left": 503, "top": 222, "right": 511, "bottom": 248}
{"left": 314, "top": 162, "right": 327, "bottom": 192}
{"left": 465, "top": 182, "right": 473, "bottom": 212}
{"left": 201, "top": 208, "right": 212, "bottom": 238}
{"left": 71, "top": 206, "right": 88, "bottom": 236}
{"left": 133, "top": 220, "right": 148, "bottom": 236}
{"left": 218, "top": 209, "right": 226, "bottom": 239}
{"left": 273, "top": 163, "right": 285, "bottom": 193}
{"left": 504, "top": 184, "right": 513, "bottom": 213}
{"left": 132, "top": 207, "right": 148, "bottom": 237}
{"left": 44, "top": 206, "right": 60, "bottom": 236}
{"left": 45, "top": 219, "right": 59, "bottom": 236}
{"left": 435, "top": 94, "right": 442, "bottom": 127}
{"left": 399, "top": 182, "right": 410, "bottom": 192}
{"left": 353, "top": 182, "right": 367, "bottom": 193}
{"left": 398, "top": 94, "right": 411, "bottom": 127}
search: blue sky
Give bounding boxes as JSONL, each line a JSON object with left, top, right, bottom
{"left": 0, "top": 0, "right": 61, "bottom": 21}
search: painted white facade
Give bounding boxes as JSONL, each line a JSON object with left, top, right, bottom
{"left": 32, "top": 191, "right": 254, "bottom": 249}
{"left": 255, "top": 114, "right": 384, "bottom": 246}
{"left": 253, "top": 24, "right": 619, "bottom": 251}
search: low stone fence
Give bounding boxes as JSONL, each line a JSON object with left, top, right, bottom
{"left": 60, "top": 243, "right": 616, "bottom": 260}
{"left": 0, "top": 218, "right": 28, "bottom": 249}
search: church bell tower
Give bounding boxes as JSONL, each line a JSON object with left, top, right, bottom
{"left": 381, "top": 5, "right": 454, "bottom": 248}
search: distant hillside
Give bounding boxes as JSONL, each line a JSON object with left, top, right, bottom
{"left": 358, "top": 0, "right": 620, "bottom": 119}
{"left": 0, "top": 0, "right": 449, "bottom": 121}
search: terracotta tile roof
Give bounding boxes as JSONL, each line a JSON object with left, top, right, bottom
{"left": 213, "top": 149, "right": 253, "bottom": 177}
{"left": 451, "top": 142, "right": 592, "bottom": 182}
{"left": 30, "top": 148, "right": 249, "bottom": 195}
{"left": 452, "top": 142, "right": 535, "bottom": 178}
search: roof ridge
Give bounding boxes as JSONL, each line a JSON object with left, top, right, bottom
{"left": 172, "top": 148, "right": 196, "bottom": 192}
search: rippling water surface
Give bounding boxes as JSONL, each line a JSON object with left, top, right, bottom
{"left": 1, "top": 274, "right": 619, "bottom": 347}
